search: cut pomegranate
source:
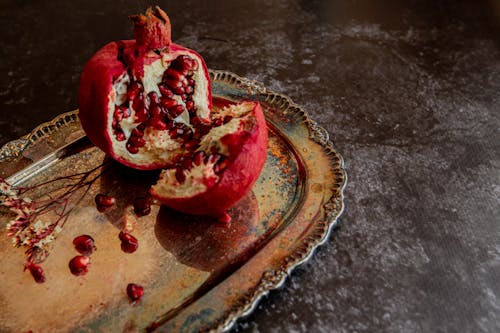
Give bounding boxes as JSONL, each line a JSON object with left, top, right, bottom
{"left": 133, "top": 196, "right": 151, "bottom": 216}
{"left": 150, "top": 101, "right": 268, "bottom": 216}
{"left": 25, "top": 262, "right": 46, "bottom": 283}
{"left": 119, "top": 231, "right": 139, "bottom": 253}
{"left": 95, "top": 194, "right": 116, "bottom": 212}
{"left": 73, "top": 235, "right": 96, "bottom": 256}
{"left": 79, "top": 6, "right": 212, "bottom": 170}
{"left": 126, "top": 283, "right": 144, "bottom": 303}
{"left": 69, "top": 255, "right": 91, "bottom": 276}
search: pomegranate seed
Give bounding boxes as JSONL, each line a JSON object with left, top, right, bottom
{"left": 193, "top": 151, "right": 205, "bottom": 165}
{"left": 69, "top": 255, "right": 90, "bottom": 276}
{"left": 26, "top": 262, "right": 46, "bottom": 283}
{"left": 149, "top": 105, "right": 162, "bottom": 118}
{"left": 149, "top": 118, "right": 167, "bottom": 130}
{"left": 73, "top": 235, "right": 96, "bottom": 256}
{"left": 121, "top": 105, "right": 131, "bottom": 118}
{"left": 175, "top": 167, "right": 186, "bottom": 183}
{"left": 181, "top": 127, "right": 193, "bottom": 140}
{"left": 114, "top": 106, "right": 124, "bottom": 122}
{"left": 169, "top": 127, "right": 184, "bottom": 139}
{"left": 161, "top": 98, "right": 178, "bottom": 110}
{"left": 184, "top": 86, "right": 194, "bottom": 94}
{"left": 165, "top": 78, "right": 182, "bottom": 89}
{"left": 214, "top": 158, "right": 229, "bottom": 174}
{"left": 128, "top": 136, "right": 146, "bottom": 147}
{"left": 165, "top": 119, "right": 174, "bottom": 130}
{"left": 126, "top": 283, "right": 144, "bottom": 303}
{"left": 131, "top": 127, "right": 144, "bottom": 137}
{"left": 178, "top": 55, "right": 195, "bottom": 71}
{"left": 158, "top": 84, "right": 174, "bottom": 98}
{"left": 184, "top": 139, "right": 199, "bottom": 150}
{"left": 95, "top": 194, "right": 116, "bottom": 212}
{"left": 172, "top": 154, "right": 184, "bottom": 164}
{"left": 170, "top": 105, "right": 185, "bottom": 118}
{"left": 133, "top": 197, "right": 151, "bottom": 216}
{"left": 213, "top": 118, "right": 223, "bottom": 127}
{"left": 119, "top": 231, "right": 139, "bottom": 253}
{"left": 166, "top": 67, "right": 185, "bottom": 81}
{"left": 112, "top": 118, "right": 120, "bottom": 129}
{"left": 126, "top": 143, "right": 139, "bottom": 154}
{"left": 171, "top": 55, "right": 191, "bottom": 72}
{"left": 223, "top": 115, "right": 233, "bottom": 124}
{"left": 115, "top": 131, "right": 126, "bottom": 141}
{"left": 187, "top": 78, "right": 195, "bottom": 86}
{"left": 180, "top": 157, "right": 193, "bottom": 170}
{"left": 127, "top": 81, "right": 142, "bottom": 101}
{"left": 148, "top": 91, "right": 159, "bottom": 106}
{"left": 185, "top": 100, "right": 194, "bottom": 111}
{"left": 133, "top": 94, "right": 149, "bottom": 122}
{"left": 189, "top": 58, "right": 198, "bottom": 71}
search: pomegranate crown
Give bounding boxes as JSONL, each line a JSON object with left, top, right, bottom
{"left": 130, "top": 6, "right": 171, "bottom": 51}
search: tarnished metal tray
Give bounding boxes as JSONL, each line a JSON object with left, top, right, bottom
{"left": 0, "top": 70, "right": 346, "bottom": 332}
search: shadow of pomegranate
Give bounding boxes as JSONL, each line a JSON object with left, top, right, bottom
{"left": 154, "top": 191, "right": 263, "bottom": 273}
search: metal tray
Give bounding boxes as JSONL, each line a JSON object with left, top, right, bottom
{"left": 0, "top": 70, "right": 346, "bottom": 332}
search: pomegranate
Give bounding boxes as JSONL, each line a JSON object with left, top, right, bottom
{"left": 150, "top": 101, "right": 268, "bottom": 216}
{"left": 73, "top": 235, "right": 96, "bottom": 256}
{"left": 78, "top": 6, "right": 212, "bottom": 170}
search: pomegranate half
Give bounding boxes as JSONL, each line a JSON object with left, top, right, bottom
{"left": 150, "top": 101, "right": 268, "bottom": 216}
{"left": 78, "top": 6, "right": 212, "bottom": 170}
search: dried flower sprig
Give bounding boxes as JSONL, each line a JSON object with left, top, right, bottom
{"left": 0, "top": 163, "right": 106, "bottom": 266}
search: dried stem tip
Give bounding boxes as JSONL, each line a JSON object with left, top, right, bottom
{"left": 130, "top": 6, "right": 171, "bottom": 51}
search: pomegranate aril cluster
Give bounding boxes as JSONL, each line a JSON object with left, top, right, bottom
{"left": 112, "top": 54, "right": 201, "bottom": 155}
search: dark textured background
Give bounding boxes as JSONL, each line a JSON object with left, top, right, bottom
{"left": 1, "top": 0, "right": 499, "bottom": 332}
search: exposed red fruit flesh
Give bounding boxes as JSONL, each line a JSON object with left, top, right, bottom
{"left": 133, "top": 196, "right": 151, "bottom": 216}
{"left": 95, "top": 194, "right": 116, "bottom": 212}
{"left": 25, "top": 262, "right": 46, "bottom": 283}
{"left": 69, "top": 255, "right": 91, "bottom": 276}
{"left": 150, "top": 101, "right": 268, "bottom": 216}
{"left": 126, "top": 283, "right": 144, "bottom": 303}
{"left": 73, "top": 235, "right": 96, "bottom": 256}
{"left": 78, "top": 6, "right": 212, "bottom": 170}
{"left": 119, "top": 231, "right": 139, "bottom": 253}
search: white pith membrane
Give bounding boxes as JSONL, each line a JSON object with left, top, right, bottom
{"left": 151, "top": 102, "right": 255, "bottom": 199}
{"left": 108, "top": 50, "right": 211, "bottom": 166}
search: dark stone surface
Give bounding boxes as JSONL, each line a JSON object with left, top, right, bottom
{"left": 1, "top": 0, "right": 499, "bottom": 332}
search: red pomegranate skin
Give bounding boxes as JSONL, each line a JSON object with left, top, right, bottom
{"left": 150, "top": 102, "right": 268, "bottom": 215}
{"left": 78, "top": 41, "right": 212, "bottom": 170}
